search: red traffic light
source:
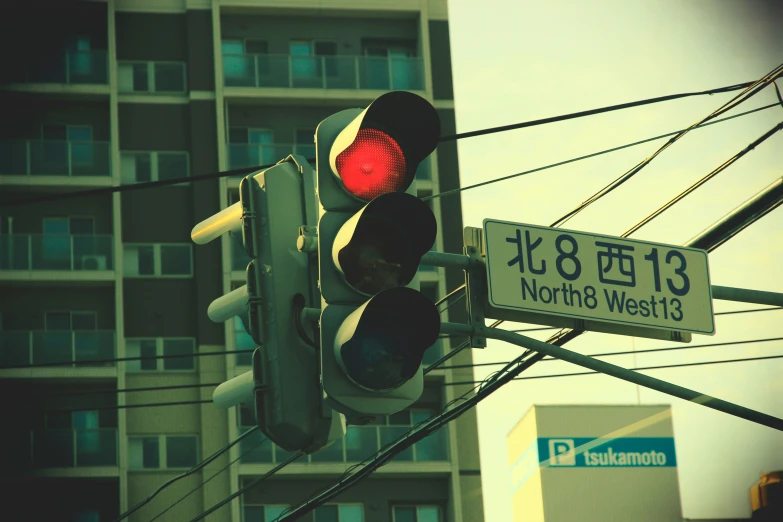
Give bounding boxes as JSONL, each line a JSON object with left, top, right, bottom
{"left": 335, "top": 128, "right": 407, "bottom": 200}
{"left": 328, "top": 91, "right": 440, "bottom": 202}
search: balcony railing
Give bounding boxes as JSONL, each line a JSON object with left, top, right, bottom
{"left": 31, "top": 429, "right": 117, "bottom": 467}
{"left": 223, "top": 53, "right": 424, "bottom": 91}
{"left": 0, "top": 330, "right": 116, "bottom": 368}
{"left": 9, "top": 50, "right": 109, "bottom": 85}
{"left": 0, "top": 234, "right": 114, "bottom": 271}
{"left": 0, "top": 140, "right": 112, "bottom": 177}
{"left": 239, "top": 424, "right": 447, "bottom": 465}
{"left": 228, "top": 143, "right": 316, "bottom": 172}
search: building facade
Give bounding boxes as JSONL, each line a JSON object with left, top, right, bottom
{"left": 0, "top": 1, "right": 483, "bottom": 521}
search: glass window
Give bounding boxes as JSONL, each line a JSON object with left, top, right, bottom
{"left": 72, "top": 411, "right": 99, "bottom": 430}
{"left": 138, "top": 246, "right": 155, "bottom": 275}
{"left": 243, "top": 506, "right": 265, "bottom": 522}
{"left": 43, "top": 217, "right": 69, "bottom": 235}
{"left": 388, "top": 411, "right": 410, "bottom": 425}
{"left": 314, "top": 506, "right": 339, "bottom": 522}
{"left": 166, "top": 435, "right": 197, "bottom": 468}
{"left": 265, "top": 506, "right": 289, "bottom": 520}
{"left": 140, "top": 340, "right": 157, "bottom": 370}
{"left": 132, "top": 63, "right": 149, "bottom": 91}
{"left": 393, "top": 507, "right": 416, "bottom": 522}
{"left": 129, "top": 436, "right": 159, "bottom": 469}
{"left": 154, "top": 63, "right": 185, "bottom": 92}
{"left": 71, "top": 312, "right": 97, "bottom": 330}
{"left": 121, "top": 153, "right": 152, "bottom": 183}
{"left": 158, "top": 153, "right": 188, "bottom": 181}
{"left": 160, "top": 245, "right": 192, "bottom": 275}
{"left": 229, "top": 127, "right": 248, "bottom": 143}
{"left": 68, "top": 127, "right": 93, "bottom": 142}
{"left": 45, "top": 312, "right": 71, "bottom": 331}
{"left": 393, "top": 506, "right": 440, "bottom": 522}
{"left": 162, "top": 339, "right": 195, "bottom": 370}
{"left": 339, "top": 505, "right": 363, "bottom": 522}
{"left": 74, "top": 509, "right": 100, "bottom": 522}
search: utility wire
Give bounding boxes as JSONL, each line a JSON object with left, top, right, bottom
{"left": 113, "top": 427, "right": 260, "bottom": 522}
{"left": 441, "top": 336, "right": 783, "bottom": 370}
{"left": 188, "top": 451, "right": 304, "bottom": 522}
{"left": 0, "top": 348, "right": 250, "bottom": 370}
{"left": 437, "top": 81, "right": 755, "bottom": 141}
{"left": 0, "top": 82, "right": 770, "bottom": 208}
{"left": 422, "top": 102, "right": 778, "bottom": 202}
{"left": 550, "top": 62, "right": 783, "bottom": 227}
{"left": 149, "top": 432, "right": 269, "bottom": 522}
{"left": 47, "top": 399, "right": 212, "bottom": 414}
{"left": 445, "top": 354, "right": 783, "bottom": 385}
{"left": 622, "top": 121, "right": 783, "bottom": 237}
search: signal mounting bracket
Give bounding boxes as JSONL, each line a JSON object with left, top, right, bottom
{"left": 463, "top": 226, "right": 487, "bottom": 348}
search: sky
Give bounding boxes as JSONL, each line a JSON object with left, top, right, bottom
{"left": 445, "top": 0, "right": 783, "bottom": 520}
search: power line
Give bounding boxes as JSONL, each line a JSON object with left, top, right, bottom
{"left": 0, "top": 83, "right": 770, "bottom": 209}
{"left": 437, "top": 81, "right": 755, "bottom": 141}
{"left": 149, "top": 432, "right": 269, "bottom": 522}
{"left": 113, "top": 427, "right": 260, "bottom": 522}
{"left": 622, "top": 121, "right": 783, "bottom": 237}
{"left": 444, "top": 354, "right": 783, "bottom": 385}
{"left": 0, "top": 348, "right": 249, "bottom": 370}
{"left": 550, "top": 62, "right": 783, "bottom": 227}
{"left": 46, "top": 382, "right": 221, "bottom": 398}
{"left": 441, "top": 336, "right": 783, "bottom": 370}
{"left": 189, "top": 451, "right": 304, "bottom": 522}
{"left": 422, "top": 102, "right": 778, "bottom": 202}
{"left": 47, "top": 399, "right": 212, "bottom": 414}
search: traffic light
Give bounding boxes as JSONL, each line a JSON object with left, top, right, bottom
{"left": 192, "top": 155, "right": 344, "bottom": 453}
{"left": 316, "top": 91, "right": 442, "bottom": 420}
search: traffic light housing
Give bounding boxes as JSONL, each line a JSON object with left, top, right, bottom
{"left": 192, "top": 155, "right": 342, "bottom": 453}
{"left": 316, "top": 92, "right": 442, "bottom": 418}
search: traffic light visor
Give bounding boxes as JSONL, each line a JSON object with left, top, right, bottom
{"left": 329, "top": 91, "right": 440, "bottom": 201}
{"left": 333, "top": 192, "right": 436, "bottom": 296}
{"left": 335, "top": 287, "right": 440, "bottom": 391}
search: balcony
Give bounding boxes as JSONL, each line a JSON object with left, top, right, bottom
{"left": 0, "top": 234, "right": 113, "bottom": 271}
{"left": 7, "top": 50, "right": 108, "bottom": 85}
{"left": 0, "top": 330, "right": 116, "bottom": 369}
{"left": 239, "top": 424, "right": 447, "bottom": 465}
{"left": 228, "top": 143, "right": 316, "bottom": 172}
{"left": 31, "top": 429, "right": 117, "bottom": 468}
{"left": 0, "top": 140, "right": 111, "bottom": 178}
{"left": 223, "top": 54, "right": 424, "bottom": 91}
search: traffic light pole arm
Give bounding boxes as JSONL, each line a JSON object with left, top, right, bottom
{"left": 420, "top": 251, "right": 474, "bottom": 270}
{"left": 711, "top": 286, "right": 783, "bottom": 307}
{"left": 439, "top": 321, "right": 783, "bottom": 432}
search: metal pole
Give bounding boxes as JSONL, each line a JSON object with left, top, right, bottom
{"left": 686, "top": 176, "right": 783, "bottom": 251}
{"left": 420, "top": 251, "right": 472, "bottom": 270}
{"left": 712, "top": 285, "right": 783, "bottom": 307}
{"left": 481, "top": 326, "right": 783, "bottom": 432}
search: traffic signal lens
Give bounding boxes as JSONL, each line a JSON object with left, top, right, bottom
{"left": 335, "top": 128, "right": 407, "bottom": 200}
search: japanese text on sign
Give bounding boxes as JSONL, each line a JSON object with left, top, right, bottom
{"left": 484, "top": 220, "right": 714, "bottom": 334}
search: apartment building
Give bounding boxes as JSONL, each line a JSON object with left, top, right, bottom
{"left": 0, "top": 1, "right": 483, "bottom": 521}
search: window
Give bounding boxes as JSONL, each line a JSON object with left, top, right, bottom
{"left": 123, "top": 244, "right": 193, "bottom": 277}
{"left": 223, "top": 39, "right": 268, "bottom": 79}
{"left": 125, "top": 338, "right": 196, "bottom": 372}
{"left": 370, "top": 409, "right": 447, "bottom": 461}
{"left": 118, "top": 62, "right": 186, "bottom": 93}
{"left": 290, "top": 40, "right": 337, "bottom": 80}
{"left": 45, "top": 311, "right": 97, "bottom": 331}
{"left": 128, "top": 435, "right": 198, "bottom": 469}
{"left": 393, "top": 506, "right": 441, "bottom": 522}
{"left": 67, "top": 36, "right": 92, "bottom": 77}
{"left": 121, "top": 151, "right": 189, "bottom": 183}
{"left": 42, "top": 125, "right": 94, "bottom": 168}
{"left": 243, "top": 504, "right": 289, "bottom": 522}
{"left": 74, "top": 509, "right": 100, "bottom": 522}
{"left": 314, "top": 504, "right": 364, "bottom": 522}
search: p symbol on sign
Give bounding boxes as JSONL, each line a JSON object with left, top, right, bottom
{"left": 549, "top": 439, "right": 576, "bottom": 466}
